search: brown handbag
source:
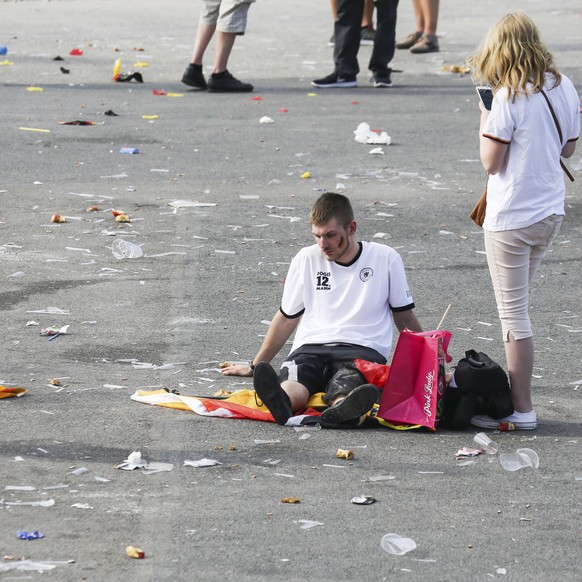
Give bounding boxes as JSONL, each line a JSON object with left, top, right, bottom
{"left": 470, "top": 179, "right": 488, "bottom": 227}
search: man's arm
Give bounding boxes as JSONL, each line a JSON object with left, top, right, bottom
{"left": 392, "top": 308, "right": 422, "bottom": 333}
{"left": 221, "top": 310, "right": 300, "bottom": 376}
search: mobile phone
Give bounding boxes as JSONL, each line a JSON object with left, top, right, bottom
{"left": 476, "top": 86, "right": 493, "bottom": 110}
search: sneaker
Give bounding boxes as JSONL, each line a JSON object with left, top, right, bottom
{"left": 253, "top": 362, "right": 292, "bottom": 425}
{"left": 181, "top": 64, "right": 207, "bottom": 90}
{"left": 311, "top": 72, "right": 357, "bottom": 88}
{"left": 320, "top": 384, "right": 379, "bottom": 426}
{"left": 328, "top": 32, "right": 335, "bottom": 47}
{"left": 410, "top": 35, "right": 439, "bottom": 54}
{"left": 207, "top": 70, "right": 253, "bottom": 93}
{"left": 360, "top": 26, "right": 375, "bottom": 46}
{"left": 370, "top": 69, "right": 392, "bottom": 88}
{"left": 471, "top": 410, "right": 537, "bottom": 430}
{"left": 395, "top": 31, "right": 422, "bottom": 50}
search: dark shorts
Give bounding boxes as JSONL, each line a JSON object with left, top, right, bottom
{"left": 279, "top": 343, "right": 386, "bottom": 404}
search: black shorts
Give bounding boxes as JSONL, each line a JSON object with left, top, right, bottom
{"left": 279, "top": 343, "right": 386, "bottom": 401}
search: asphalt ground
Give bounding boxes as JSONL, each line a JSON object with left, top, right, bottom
{"left": 1, "top": 0, "right": 581, "bottom": 580}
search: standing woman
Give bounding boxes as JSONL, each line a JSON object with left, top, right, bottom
{"left": 468, "top": 11, "right": 579, "bottom": 430}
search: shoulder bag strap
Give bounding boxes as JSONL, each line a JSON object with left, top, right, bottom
{"left": 540, "top": 89, "right": 575, "bottom": 182}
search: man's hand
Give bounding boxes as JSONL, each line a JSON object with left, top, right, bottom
{"left": 221, "top": 363, "right": 253, "bottom": 377}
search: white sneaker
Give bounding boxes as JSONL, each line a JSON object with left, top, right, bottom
{"left": 471, "top": 410, "right": 537, "bottom": 430}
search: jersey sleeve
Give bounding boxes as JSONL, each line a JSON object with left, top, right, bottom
{"left": 482, "top": 88, "right": 515, "bottom": 144}
{"left": 280, "top": 253, "right": 305, "bottom": 319}
{"left": 388, "top": 251, "right": 415, "bottom": 312}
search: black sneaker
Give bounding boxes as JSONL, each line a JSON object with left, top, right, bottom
{"left": 253, "top": 362, "right": 292, "bottom": 425}
{"left": 207, "top": 70, "right": 253, "bottom": 93}
{"left": 370, "top": 69, "right": 392, "bottom": 88}
{"left": 360, "top": 26, "right": 375, "bottom": 45}
{"left": 320, "top": 384, "right": 379, "bottom": 426}
{"left": 311, "top": 72, "right": 357, "bottom": 88}
{"left": 181, "top": 64, "right": 207, "bottom": 90}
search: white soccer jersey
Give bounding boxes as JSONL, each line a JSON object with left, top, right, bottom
{"left": 280, "top": 241, "right": 414, "bottom": 357}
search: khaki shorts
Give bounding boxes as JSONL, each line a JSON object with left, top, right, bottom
{"left": 484, "top": 214, "right": 563, "bottom": 341}
{"left": 200, "top": 0, "right": 256, "bottom": 34}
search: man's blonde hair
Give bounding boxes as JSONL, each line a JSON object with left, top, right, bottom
{"left": 309, "top": 192, "right": 354, "bottom": 228}
{"left": 467, "top": 11, "right": 561, "bottom": 98}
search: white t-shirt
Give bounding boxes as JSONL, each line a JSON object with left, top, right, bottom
{"left": 482, "top": 73, "right": 580, "bottom": 231}
{"left": 280, "top": 241, "right": 414, "bottom": 358}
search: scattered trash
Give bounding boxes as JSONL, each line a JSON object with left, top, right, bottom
{"left": 111, "top": 239, "right": 143, "bottom": 259}
{"left": 297, "top": 520, "right": 323, "bottom": 529}
{"left": 260, "top": 116, "right": 275, "bottom": 124}
{"left": 69, "top": 48, "right": 83, "bottom": 56}
{"left": 455, "top": 446, "right": 482, "bottom": 459}
{"left": 134, "top": 61, "right": 149, "bottom": 68}
{"left": 115, "top": 72, "right": 143, "bottom": 83}
{"left": 40, "top": 325, "right": 70, "bottom": 337}
{"left": 0, "top": 45, "right": 7, "bottom": 55}
{"left": 440, "top": 64, "right": 470, "bottom": 75}
{"left": 59, "top": 120, "right": 102, "bottom": 126}
{"left": 1, "top": 499, "right": 55, "bottom": 507}
{"left": 8, "top": 271, "right": 25, "bottom": 278}
{"left": 0, "top": 386, "right": 27, "bottom": 399}
{"left": 336, "top": 449, "right": 355, "bottom": 460}
{"left": 5, "top": 485, "right": 35, "bottom": 491}
{"left": 254, "top": 439, "right": 281, "bottom": 445}
{"left": 369, "top": 147, "right": 385, "bottom": 155}
{"left": 183, "top": 458, "right": 222, "bottom": 468}
{"left": 51, "top": 214, "right": 67, "bottom": 223}
{"left": 473, "top": 433, "right": 498, "bottom": 455}
{"left": 126, "top": 546, "right": 145, "bottom": 559}
{"left": 70, "top": 467, "right": 88, "bottom": 476}
{"left": 281, "top": 497, "right": 301, "bottom": 504}
{"left": 380, "top": 533, "right": 417, "bottom": 556}
{"left": 351, "top": 496, "right": 376, "bottom": 505}
{"left": 71, "top": 503, "right": 93, "bottom": 509}
{"left": 104, "top": 109, "right": 119, "bottom": 116}
{"left": 368, "top": 475, "right": 395, "bottom": 481}
{"left": 293, "top": 424, "right": 321, "bottom": 432}
{"left": 27, "top": 86, "right": 44, "bottom": 92}
{"left": 354, "top": 122, "right": 391, "bottom": 145}
{"left": 16, "top": 530, "right": 44, "bottom": 540}
{"left": 300, "top": 171, "right": 311, "bottom": 179}
{"left": 60, "top": 66, "right": 70, "bottom": 74}
{"left": 142, "top": 115, "right": 159, "bottom": 120}
{"left": 116, "top": 451, "right": 148, "bottom": 470}
{"left": 168, "top": 200, "right": 217, "bottom": 208}
{"left": 119, "top": 147, "right": 139, "bottom": 155}
{"left": 19, "top": 126, "right": 50, "bottom": 133}
{"left": 0, "top": 560, "right": 64, "bottom": 573}
{"left": 499, "top": 448, "right": 539, "bottom": 472}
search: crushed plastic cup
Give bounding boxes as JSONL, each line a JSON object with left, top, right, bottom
{"left": 499, "top": 448, "right": 539, "bottom": 471}
{"left": 380, "top": 533, "right": 417, "bottom": 556}
{"left": 112, "top": 239, "right": 143, "bottom": 259}
{"left": 473, "top": 432, "right": 498, "bottom": 455}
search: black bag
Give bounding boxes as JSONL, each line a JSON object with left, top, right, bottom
{"left": 440, "top": 350, "right": 514, "bottom": 430}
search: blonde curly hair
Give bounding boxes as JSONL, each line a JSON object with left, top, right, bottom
{"left": 467, "top": 11, "right": 561, "bottom": 98}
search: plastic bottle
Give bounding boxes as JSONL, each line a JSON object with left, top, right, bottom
{"left": 111, "top": 239, "right": 143, "bottom": 259}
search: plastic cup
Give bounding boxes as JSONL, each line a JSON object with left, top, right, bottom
{"left": 473, "top": 432, "right": 498, "bottom": 455}
{"left": 499, "top": 448, "right": 539, "bottom": 471}
{"left": 380, "top": 533, "right": 417, "bottom": 556}
{"left": 111, "top": 239, "right": 143, "bottom": 259}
